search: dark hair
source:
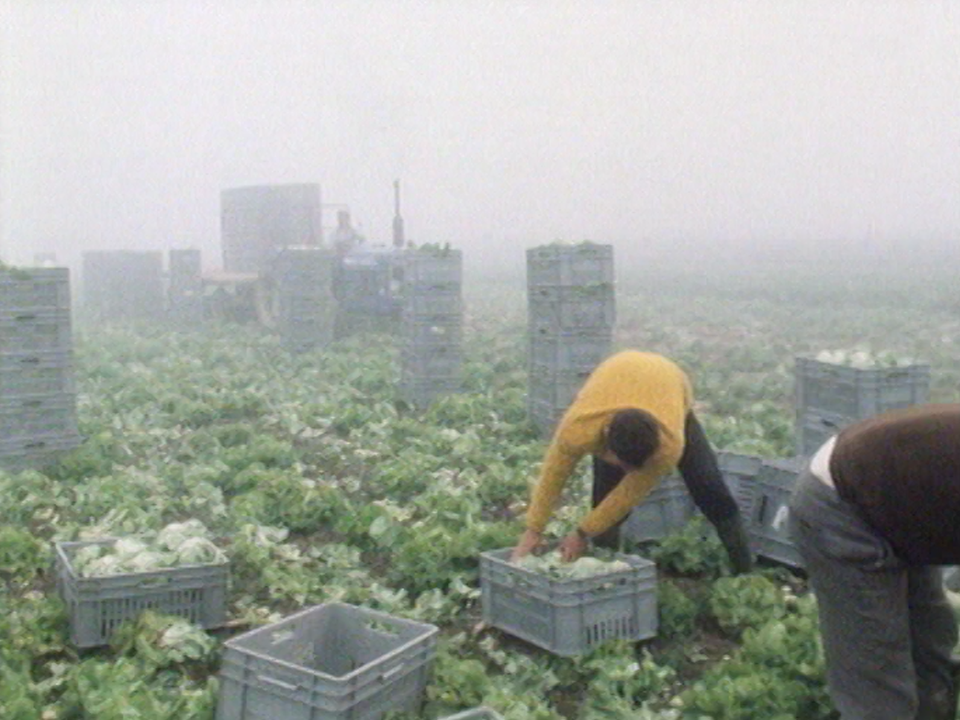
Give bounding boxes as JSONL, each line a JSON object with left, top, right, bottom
{"left": 607, "top": 409, "right": 660, "bottom": 469}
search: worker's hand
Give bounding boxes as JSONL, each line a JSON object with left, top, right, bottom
{"left": 559, "top": 530, "right": 588, "bottom": 562}
{"left": 511, "top": 529, "right": 546, "bottom": 561}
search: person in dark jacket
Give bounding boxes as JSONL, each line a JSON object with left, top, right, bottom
{"left": 788, "top": 403, "right": 960, "bottom": 720}
{"left": 512, "top": 350, "right": 753, "bottom": 573}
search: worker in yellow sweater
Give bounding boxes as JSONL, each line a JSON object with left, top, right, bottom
{"left": 513, "top": 350, "right": 753, "bottom": 572}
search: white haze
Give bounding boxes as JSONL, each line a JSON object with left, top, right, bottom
{"left": 1, "top": 0, "right": 959, "bottom": 275}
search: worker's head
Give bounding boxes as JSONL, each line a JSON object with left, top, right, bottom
{"left": 602, "top": 409, "right": 661, "bottom": 470}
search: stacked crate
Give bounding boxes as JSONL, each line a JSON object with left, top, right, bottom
{"left": 398, "top": 249, "right": 463, "bottom": 407}
{"left": 81, "top": 250, "right": 165, "bottom": 323}
{"left": 271, "top": 247, "right": 337, "bottom": 353}
{"left": 167, "top": 249, "right": 204, "bottom": 326}
{"left": 621, "top": 475, "right": 696, "bottom": 543}
{"left": 794, "top": 356, "right": 930, "bottom": 456}
{"left": 746, "top": 457, "right": 805, "bottom": 569}
{"left": 0, "top": 267, "right": 81, "bottom": 471}
{"left": 526, "top": 244, "right": 615, "bottom": 435}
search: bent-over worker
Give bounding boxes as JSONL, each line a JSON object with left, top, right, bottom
{"left": 512, "top": 350, "right": 753, "bottom": 573}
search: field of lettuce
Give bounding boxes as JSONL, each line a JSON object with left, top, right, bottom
{"left": 3, "top": 256, "right": 960, "bottom": 719}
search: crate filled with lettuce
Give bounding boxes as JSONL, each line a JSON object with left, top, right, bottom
{"left": 480, "top": 548, "right": 657, "bottom": 656}
{"left": 54, "top": 520, "right": 229, "bottom": 648}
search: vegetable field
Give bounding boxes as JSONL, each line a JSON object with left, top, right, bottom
{"left": 3, "top": 257, "right": 960, "bottom": 719}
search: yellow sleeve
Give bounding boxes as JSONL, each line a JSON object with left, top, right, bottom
{"left": 525, "top": 437, "right": 584, "bottom": 533}
{"left": 578, "top": 460, "right": 670, "bottom": 536}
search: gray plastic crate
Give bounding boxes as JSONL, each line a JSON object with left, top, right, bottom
{"left": 398, "top": 376, "right": 463, "bottom": 408}
{"left": 749, "top": 457, "right": 806, "bottom": 569}
{"left": 272, "top": 248, "right": 337, "bottom": 288}
{"left": 0, "top": 394, "right": 78, "bottom": 439}
{"left": 440, "top": 710, "right": 504, "bottom": 720}
{"left": 216, "top": 603, "right": 438, "bottom": 720}
{"left": 480, "top": 548, "right": 657, "bottom": 656}
{"left": 795, "top": 410, "right": 848, "bottom": 458}
{"left": 279, "top": 294, "right": 338, "bottom": 321}
{"left": 717, "top": 451, "right": 763, "bottom": 518}
{"left": 401, "top": 343, "right": 462, "bottom": 378}
{"left": 54, "top": 538, "right": 229, "bottom": 648}
{"left": 402, "top": 288, "right": 462, "bottom": 320}
{"left": 528, "top": 329, "right": 611, "bottom": 372}
{"left": 525, "top": 369, "right": 593, "bottom": 437}
{"left": 402, "top": 319, "right": 463, "bottom": 346}
{"left": 0, "top": 310, "right": 72, "bottom": 354}
{"left": 0, "top": 352, "right": 75, "bottom": 396}
{"left": 794, "top": 357, "right": 930, "bottom": 420}
{"left": 169, "top": 248, "right": 202, "bottom": 278}
{"left": 526, "top": 244, "right": 614, "bottom": 287}
{"left": 0, "top": 269, "right": 70, "bottom": 311}
{"left": 0, "top": 433, "right": 82, "bottom": 471}
{"left": 525, "top": 397, "right": 568, "bottom": 438}
{"left": 527, "top": 285, "right": 616, "bottom": 332}
{"left": 527, "top": 368, "right": 592, "bottom": 407}
{"left": 622, "top": 476, "right": 696, "bottom": 543}
{"left": 403, "top": 250, "right": 462, "bottom": 287}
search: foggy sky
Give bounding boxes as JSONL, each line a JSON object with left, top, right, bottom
{"left": 2, "top": 0, "right": 959, "bottom": 273}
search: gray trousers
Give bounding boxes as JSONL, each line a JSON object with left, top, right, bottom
{"left": 788, "top": 467, "right": 959, "bottom": 720}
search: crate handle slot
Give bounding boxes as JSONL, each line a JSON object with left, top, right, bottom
{"left": 20, "top": 357, "right": 41, "bottom": 365}
{"left": 15, "top": 313, "right": 38, "bottom": 322}
{"left": 256, "top": 675, "right": 300, "bottom": 692}
{"left": 136, "top": 577, "right": 172, "bottom": 589}
{"left": 24, "top": 442, "right": 47, "bottom": 450}
{"left": 754, "top": 495, "right": 768, "bottom": 525}
{"left": 379, "top": 663, "right": 406, "bottom": 682}
{"left": 22, "top": 400, "right": 43, "bottom": 408}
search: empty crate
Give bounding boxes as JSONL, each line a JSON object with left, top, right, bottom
{"left": 528, "top": 330, "right": 611, "bottom": 374}
{"left": 0, "top": 433, "right": 82, "bottom": 472}
{"left": 480, "top": 548, "right": 657, "bottom": 656}
{"left": 55, "top": 538, "right": 229, "bottom": 648}
{"left": 622, "top": 476, "right": 696, "bottom": 543}
{"left": 748, "top": 457, "right": 806, "bottom": 569}
{"left": 717, "top": 451, "right": 763, "bottom": 518}
{"left": 527, "top": 285, "right": 615, "bottom": 332}
{"left": 216, "top": 603, "right": 439, "bottom": 720}
{"left": 402, "top": 288, "right": 461, "bottom": 319}
{"left": 0, "top": 311, "right": 72, "bottom": 354}
{"left": 0, "top": 352, "right": 75, "bottom": 396}
{"left": 796, "top": 410, "right": 848, "bottom": 457}
{"left": 0, "top": 268, "right": 70, "bottom": 311}
{"left": 0, "top": 394, "right": 78, "bottom": 439}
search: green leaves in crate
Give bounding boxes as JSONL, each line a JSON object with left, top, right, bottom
{"left": 69, "top": 520, "right": 226, "bottom": 577}
{"left": 512, "top": 550, "right": 632, "bottom": 579}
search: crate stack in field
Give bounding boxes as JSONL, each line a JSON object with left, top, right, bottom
{"left": 81, "top": 250, "right": 165, "bottom": 323}
{"left": 794, "top": 355, "right": 930, "bottom": 457}
{"left": 525, "top": 243, "right": 615, "bottom": 436}
{"left": 271, "top": 247, "right": 338, "bottom": 353}
{"left": 398, "top": 248, "right": 463, "bottom": 407}
{"left": 0, "top": 267, "right": 81, "bottom": 471}
{"left": 167, "top": 248, "right": 204, "bottom": 326}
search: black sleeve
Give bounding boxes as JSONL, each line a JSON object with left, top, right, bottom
{"left": 676, "top": 411, "right": 740, "bottom": 524}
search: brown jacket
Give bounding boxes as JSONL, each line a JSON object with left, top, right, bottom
{"left": 831, "top": 403, "right": 960, "bottom": 565}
